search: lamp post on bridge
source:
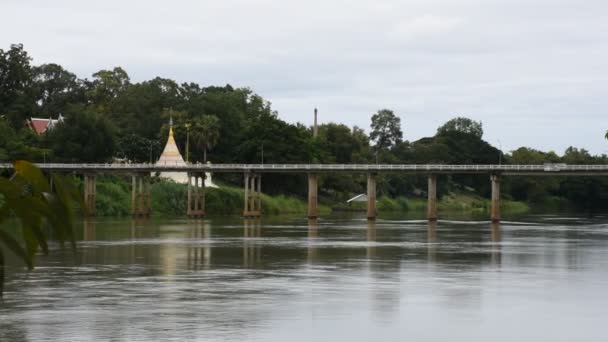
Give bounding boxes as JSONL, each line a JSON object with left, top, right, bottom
{"left": 185, "top": 122, "right": 192, "bottom": 163}
{"left": 497, "top": 139, "right": 503, "bottom": 165}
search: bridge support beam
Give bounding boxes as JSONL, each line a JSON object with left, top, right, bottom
{"left": 491, "top": 174, "right": 500, "bottom": 222}
{"left": 307, "top": 173, "right": 318, "bottom": 219}
{"left": 83, "top": 174, "right": 96, "bottom": 217}
{"left": 243, "top": 173, "right": 261, "bottom": 217}
{"left": 367, "top": 173, "right": 377, "bottom": 220}
{"left": 427, "top": 174, "right": 438, "bottom": 221}
{"left": 187, "top": 172, "right": 205, "bottom": 217}
{"left": 131, "top": 173, "right": 151, "bottom": 217}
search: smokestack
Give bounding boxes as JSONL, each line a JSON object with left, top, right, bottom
{"left": 313, "top": 107, "right": 318, "bottom": 138}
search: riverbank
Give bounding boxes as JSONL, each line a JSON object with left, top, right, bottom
{"left": 85, "top": 176, "right": 533, "bottom": 217}
{"left": 333, "top": 192, "right": 530, "bottom": 215}
{"left": 86, "top": 176, "right": 332, "bottom": 217}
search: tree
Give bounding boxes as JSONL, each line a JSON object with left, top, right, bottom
{"left": 317, "top": 123, "right": 369, "bottom": 163}
{"left": 45, "top": 106, "right": 117, "bottom": 162}
{"left": 370, "top": 109, "right": 402, "bottom": 150}
{"left": 86, "top": 67, "right": 130, "bottom": 115}
{"left": 0, "top": 44, "right": 34, "bottom": 129}
{"left": 116, "top": 134, "right": 160, "bottom": 163}
{"left": 191, "top": 115, "right": 220, "bottom": 162}
{"left": 437, "top": 116, "right": 483, "bottom": 139}
{"left": 31, "top": 63, "right": 84, "bottom": 118}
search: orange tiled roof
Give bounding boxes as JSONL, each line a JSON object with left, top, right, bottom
{"left": 29, "top": 119, "right": 51, "bottom": 134}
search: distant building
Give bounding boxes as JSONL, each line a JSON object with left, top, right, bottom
{"left": 346, "top": 194, "right": 368, "bottom": 203}
{"left": 156, "top": 118, "right": 218, "bottom": 188}
{"left": 26, "top": 114, "right": 64, "bottom": 135}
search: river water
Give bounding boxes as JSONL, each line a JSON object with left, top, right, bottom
{"left": 1, "top": 214, "right": 608, "bottom": 341}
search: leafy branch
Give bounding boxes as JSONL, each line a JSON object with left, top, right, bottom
{"left": 0, "top": 161, "right": 81, "bottom": 298}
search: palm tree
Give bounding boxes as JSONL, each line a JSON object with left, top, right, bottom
{"left": 192, "top": 115, "right": 220, "bottom": 162}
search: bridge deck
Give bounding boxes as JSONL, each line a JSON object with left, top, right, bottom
{"left": 2, "top": 163, "right": 608, "bottom": 175}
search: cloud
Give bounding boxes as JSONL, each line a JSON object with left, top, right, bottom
{"left": 1, "top": 0, "right": 607, "bottom": 154}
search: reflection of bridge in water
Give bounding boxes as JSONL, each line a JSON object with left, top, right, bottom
{"left": 3, "top": 162, "right": 608, "bottom": 222}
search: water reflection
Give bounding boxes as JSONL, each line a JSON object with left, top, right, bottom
{"left": 366, "top": 220, "right": 376, "bottom": 259}
{"left": 307, "top": 219, "right": 318, "bottom": 263}
{"left": 3, "top": 215, "right": 608, "bottom": 341}
{"left": 491, "top": 222, "right": 501, "bottom": 266}
{"left": 243, "top": 218, "right": 262, "bottom": 268}
{"left": 427, "top": 220, "right": 437, "bottom": 262}
{"left": 186, "top": 219, "right": 212, "bottom": 270}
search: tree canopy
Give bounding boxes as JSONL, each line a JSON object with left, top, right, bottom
{"left": 370, "top": 109, "right": 403, "bottom": 150}
{"left": 1, "top": 43, "right": 607, "bottom": 209}
{"left": 437, "top": 116, "right": 483, "bottom": 139}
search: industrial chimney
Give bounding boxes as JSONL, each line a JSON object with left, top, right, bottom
{"left": 313, "top": 107, "right": 318, "bottom": 138}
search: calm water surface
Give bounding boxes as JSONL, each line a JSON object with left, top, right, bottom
{"left": 2, "top": 214, "right": 608, "bottom": 341}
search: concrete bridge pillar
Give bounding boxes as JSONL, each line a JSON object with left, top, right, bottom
{"left": 427, "top": 174, "right": 438, "bottom": 221}
{"left": 131, "top": 173, "right": 151, "bottom": 217}
{"left": 491, "top": 174, "right": 500, "bottom": 222}
{"left": 367, "top": 173, "right": 377, "bottom": 220}
{"left": 243, "top": 173, "right": 261, "bottom": 217}
{"left": 307, "top": 173, "right": 318, "bottom": 219}
{"left": 83, "top": 174, "right": 96, "bottom": 217}
{"left": 187, "top": 172, "right": 206, "bottom": 217}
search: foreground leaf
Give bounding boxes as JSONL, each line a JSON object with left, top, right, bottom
{"left": 0, "top": 230, "right": 33, "bottom": 270}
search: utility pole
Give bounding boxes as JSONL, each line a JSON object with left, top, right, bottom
{"left": 497, "top": 139, "right": 503, "bottom": 165}
{"left": 185, "top": 122, "right": 191, "bottom": 163}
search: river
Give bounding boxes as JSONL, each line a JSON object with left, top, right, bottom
{"left": 1, "top": 213, "right": 608, "bottom": 341}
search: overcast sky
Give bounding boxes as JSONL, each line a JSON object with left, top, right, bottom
{"left": 2, "top": 0, "right": 607, "bottom": 154}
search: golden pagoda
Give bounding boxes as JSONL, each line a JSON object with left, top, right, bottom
{"left": 156, "top": 117, "right": 189, "bottom": 183}
{"left": 156, "top": 118, "right": 218, "bottom": 188}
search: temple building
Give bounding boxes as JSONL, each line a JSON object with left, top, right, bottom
{"left": 26, "top": 114, "right": 64, "bottom": 135}
{"left": 156, "top": 118, "right": 218, "bottom": 188}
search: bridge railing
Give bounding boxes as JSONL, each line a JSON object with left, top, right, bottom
{"left": 1, "top": 162, "right": 608, "bottom": 173}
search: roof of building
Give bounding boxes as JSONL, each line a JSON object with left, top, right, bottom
{"left": 27, "top": 114, "right": 64, "bottom": 135}
{"left": 346, "top": 194, "right": 368, "bottom": 203}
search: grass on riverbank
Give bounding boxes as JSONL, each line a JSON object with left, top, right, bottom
{"left": 86, "top": 177, "right": 529, "bottom": 217}
{"left": 87, "top": 176, "right": 329, "bottom": 217}
{"left": 332, "top": 192, "right": 529, "bottom": 215}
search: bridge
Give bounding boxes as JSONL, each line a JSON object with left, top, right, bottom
{"left": 2, "top": 162, "right": 607, "bottom": 222}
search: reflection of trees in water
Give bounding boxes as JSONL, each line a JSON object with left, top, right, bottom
{"left": 80, "top": 219, "right": 162, "bottom": 269}
{"left": 0, "top": 322, "right": 29, "bottom": 342}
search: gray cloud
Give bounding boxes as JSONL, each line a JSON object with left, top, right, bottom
{"left": 2, "top": 0, "right": 607, "bottom": 154}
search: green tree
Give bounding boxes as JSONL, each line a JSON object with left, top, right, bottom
{"left": 370, "top": 109, "right": 402, "bottom": 150}
{"left": 31, "top": 63, "right": 84, "bottom": 118}
{"left": 437, "top": 116, "right": 483, "bottom": 139}
{"left": 116, "top": 134, "right": 160, "bottom": 163}
{"left": 45, "top": 106, "right": 117, "bottom": 162}
{"left": 192, "top": 115, "right": 220, "bottom": 162}
{"left": 0, "top": 44, "right": 34, "bottom": 129}
{"left": 86, "top": 67, "right": 130, "bottom": 115}
{"left": 508, "top": 147, "right": 560, "bottom": 202}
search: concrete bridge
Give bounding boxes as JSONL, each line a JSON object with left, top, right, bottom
{"left": 2, "top": 162, "right": 607, "bottom": 222}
